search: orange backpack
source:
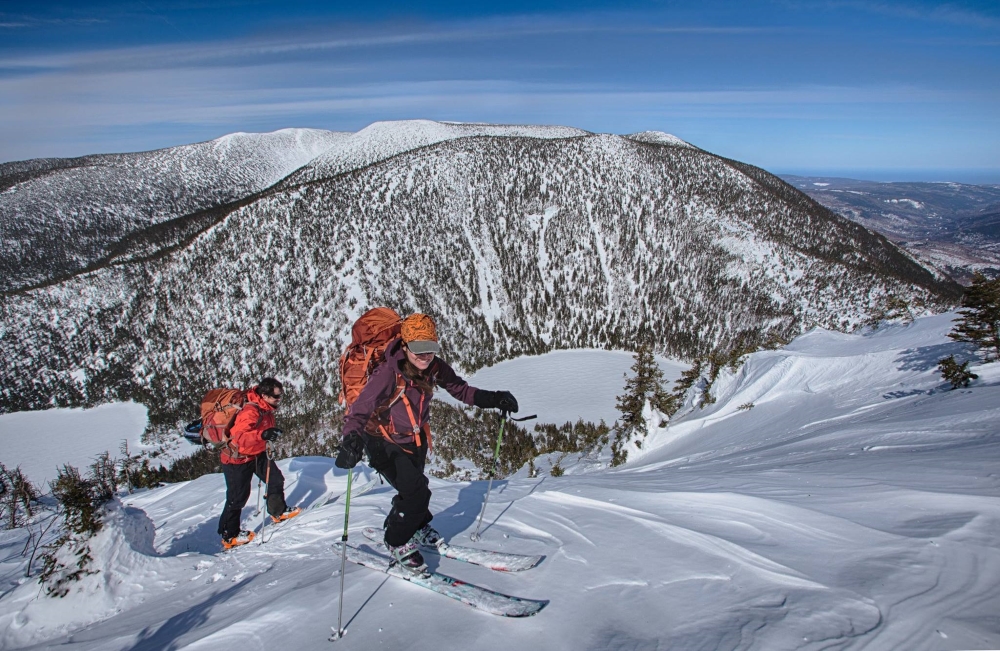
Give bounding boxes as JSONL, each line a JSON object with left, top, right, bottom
{"left": 199, "top": 388, "right": 254, "bottom": 458}
{"left": 338, "top": 307, "right": 403, "bottom": 408}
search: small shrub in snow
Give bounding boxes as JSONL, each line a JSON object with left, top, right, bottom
{"left": 429, "top": 403, "right": 536, "bottom": 480}
{"left": 738, "top": 402, "right": 755, "bottom": 411}
{"left": 533, "top": 419, "right": 611, "bottom": 456}
{"left": 90, "top": 452, "right": 118, "bottom": 502}
{"left": 938, "top": 356, "right": 978, "bottom": 389}
{"left": 0, "top": 462, "right": 40, "bottom": 529}
{"left": 864, "top": 295, "right": 915, "bottom": 327}
{"left": 38, "top": 464, "right": 114, "bottom": 597}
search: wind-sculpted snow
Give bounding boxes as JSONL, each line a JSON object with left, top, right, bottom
{"left": 0, "top": 128, "right": 347, "bottom": 292}
{"left": 0, "top": 122, "right": 959, "bottom": 426}
{"left": 1, "top": 314, "right": 998, "bottom": 650}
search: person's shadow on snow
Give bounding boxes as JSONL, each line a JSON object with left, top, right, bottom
{"left": 126, "top": 576, "right": 254, "bottom": 651}
{"left": 433, "top": 479, "right": 506, "bottom": 539}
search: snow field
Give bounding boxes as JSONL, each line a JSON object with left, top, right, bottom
{"left": 0, "top": 313, "right": 998, "bottom": 650}
{"left": 450, "top": 348, "right": 687, "bottom": 426}
{"left": 0, "top": 402, "right": 151, "bottom": 488}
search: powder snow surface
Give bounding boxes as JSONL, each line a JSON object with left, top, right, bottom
{"left": 1, "top": 313, "right": 998, "bottom": 650}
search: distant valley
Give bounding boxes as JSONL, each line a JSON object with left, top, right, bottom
{"left": 782, "top": 175, "right": 1000, "bottom": 283}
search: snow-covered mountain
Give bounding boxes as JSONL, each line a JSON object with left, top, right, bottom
{"left": 0, "top": 121, "right": 960, "bottom": 435}
{"left": 0, "top": 128, "right": 348, "bottom": 292}
{"left": 280, "top": 119, "right": 593, "bottom": 184}
{"left": 1, "top": 313, "right": 997, "bottom": 650}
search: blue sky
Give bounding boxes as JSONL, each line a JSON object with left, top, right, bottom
{"left": 2, "top": 0, "right": 999, "bottom": 182}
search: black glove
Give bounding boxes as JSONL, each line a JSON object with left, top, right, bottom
{"left": 261, "top": 427, "right": 283, "bottom": 442}
{"left": 335, "top": 433, "right": 365, "bottom": 469}
{"left": 473, "top": 390, "right": 519, "bottom": 413}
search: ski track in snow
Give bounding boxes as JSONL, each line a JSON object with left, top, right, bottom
{"left": 1, "top": 313, "right": 999, "bottom": 650}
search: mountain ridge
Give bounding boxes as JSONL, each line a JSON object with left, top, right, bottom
{"left": 1, "top": 121, "right": 961, "bottom": 438}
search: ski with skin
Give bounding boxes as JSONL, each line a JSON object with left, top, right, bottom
{"left": 362, "top": 527, "right": 543, "bottom": 572}
{"left": 333, "top": 542, "right": 547, "bottom": 617}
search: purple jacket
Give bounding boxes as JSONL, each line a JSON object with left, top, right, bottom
{"left": 343, "top": 338, "right": 479, "bottom": 445}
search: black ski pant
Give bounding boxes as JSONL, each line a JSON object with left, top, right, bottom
{"left": 217, "top": 453, "right": 287, "bottom": 540}
{"left": 363, "top": 434, "right": 432, "bottom": 547}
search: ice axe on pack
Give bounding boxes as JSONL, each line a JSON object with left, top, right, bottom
{"left": 470, "top": 410, "right": 537, "bottom": 542}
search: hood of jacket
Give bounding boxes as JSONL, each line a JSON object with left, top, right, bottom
{"left": 247, "top": 387, "right": 276, "bottom": 412}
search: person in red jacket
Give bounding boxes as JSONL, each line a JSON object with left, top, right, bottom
{"left": 335, "top": 314, "right": 518, "bottom": 571}
{"left": 218, "top": 377, "right": 301, "bottom": 549}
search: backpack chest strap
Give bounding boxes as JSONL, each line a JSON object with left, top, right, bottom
{"left": 376, "top": 374, "right": 430, "bottom": 451}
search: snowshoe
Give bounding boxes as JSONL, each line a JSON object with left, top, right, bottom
{"left": 222, "top": 530, "right": 255, "bottom": 550}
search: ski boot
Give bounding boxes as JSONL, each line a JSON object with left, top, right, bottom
{"left": 386, "top": 540, "right": 427, "bottom": 574}
{"left": 412, "top": 523, "right": 444, "bottom": 549}
{"left": 222, "top": 530, "right": 255, "bottom": 550}
{"left": 271, "top": 506, "right": 301, "bottom": 524}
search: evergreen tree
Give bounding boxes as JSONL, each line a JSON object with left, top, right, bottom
{"left": 938, "top": 356, "right": 978, "bottom": 389}
{"left": 949, "top": 274, "right": 1000, "bottom": 360}
{"left": 612, "top": 346, "right": 676, "bottom": 466}
{"left": 615, "top": 345, "right": 674, "bottom": 429}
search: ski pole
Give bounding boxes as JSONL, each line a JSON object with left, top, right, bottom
{"left": 471, "top": 411, "right": 536, "bottom": 542}
{"left": 258, "top": 445, "right": 271, "bottom": 545}
{"left": 331, "top": 468, "right": 354, "bottom": 642}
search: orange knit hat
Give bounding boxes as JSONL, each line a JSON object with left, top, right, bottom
{"left": 401, "top": 313, "right": 441, "bottom": 354}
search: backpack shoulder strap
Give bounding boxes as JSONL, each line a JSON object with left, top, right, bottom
{"left": 239, "top": 400, "right": 264, "bottom": 429}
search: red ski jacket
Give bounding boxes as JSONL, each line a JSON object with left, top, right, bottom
{"left": 223, "top": 388, "right": 275, "bottom": 464}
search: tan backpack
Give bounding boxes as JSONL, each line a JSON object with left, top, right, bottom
{"left": 199, "top": 388, "right": 255, "bottom": 457}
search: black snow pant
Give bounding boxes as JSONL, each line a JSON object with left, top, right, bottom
{"left": 217, "top": 452, "right": 287, "bottom": 540}
{"left": 363, "top": 434, "right": 432, "bottom": 547}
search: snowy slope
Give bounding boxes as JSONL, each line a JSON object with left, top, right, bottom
{"left": 282, "top": 119, "right": 591, "bottom": 183}
{"left": 0, "top": 128, "right": 347, "bottom": 291}
{"left": 1, "top": 312, "right": 997, "bottom": 650}
{"left": 626, "top": 130, "right": 699, "bottom": 149}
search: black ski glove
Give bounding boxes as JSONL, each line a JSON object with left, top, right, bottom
{"left": 335, "top": 433, "right": 365, "bottom": 469}
{"left": 261, "top": 427, "right": 283, "bottom": 442}
{"left": 473, "top": 390, "right": 519, "bottom": 413}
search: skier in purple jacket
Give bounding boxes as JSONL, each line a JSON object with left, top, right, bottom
{"left": 335, "top": 313, "right": 518, "bottom": 571}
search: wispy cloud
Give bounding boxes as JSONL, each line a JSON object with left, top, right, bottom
{"left": 788, "top": 1, "right": 1000, "bottom": 29}
{"left": 1, "top": 3, "right": 996, "bottom": 171}
{"left": 0, "top": 15, "right": 108, "bottom": 28}
{"left": 0, "top": 14, "right": 783, "bottom": 75}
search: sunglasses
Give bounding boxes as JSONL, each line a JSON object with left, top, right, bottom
{"left": 266, "top": 392, "right": 283, "bottom": 401}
